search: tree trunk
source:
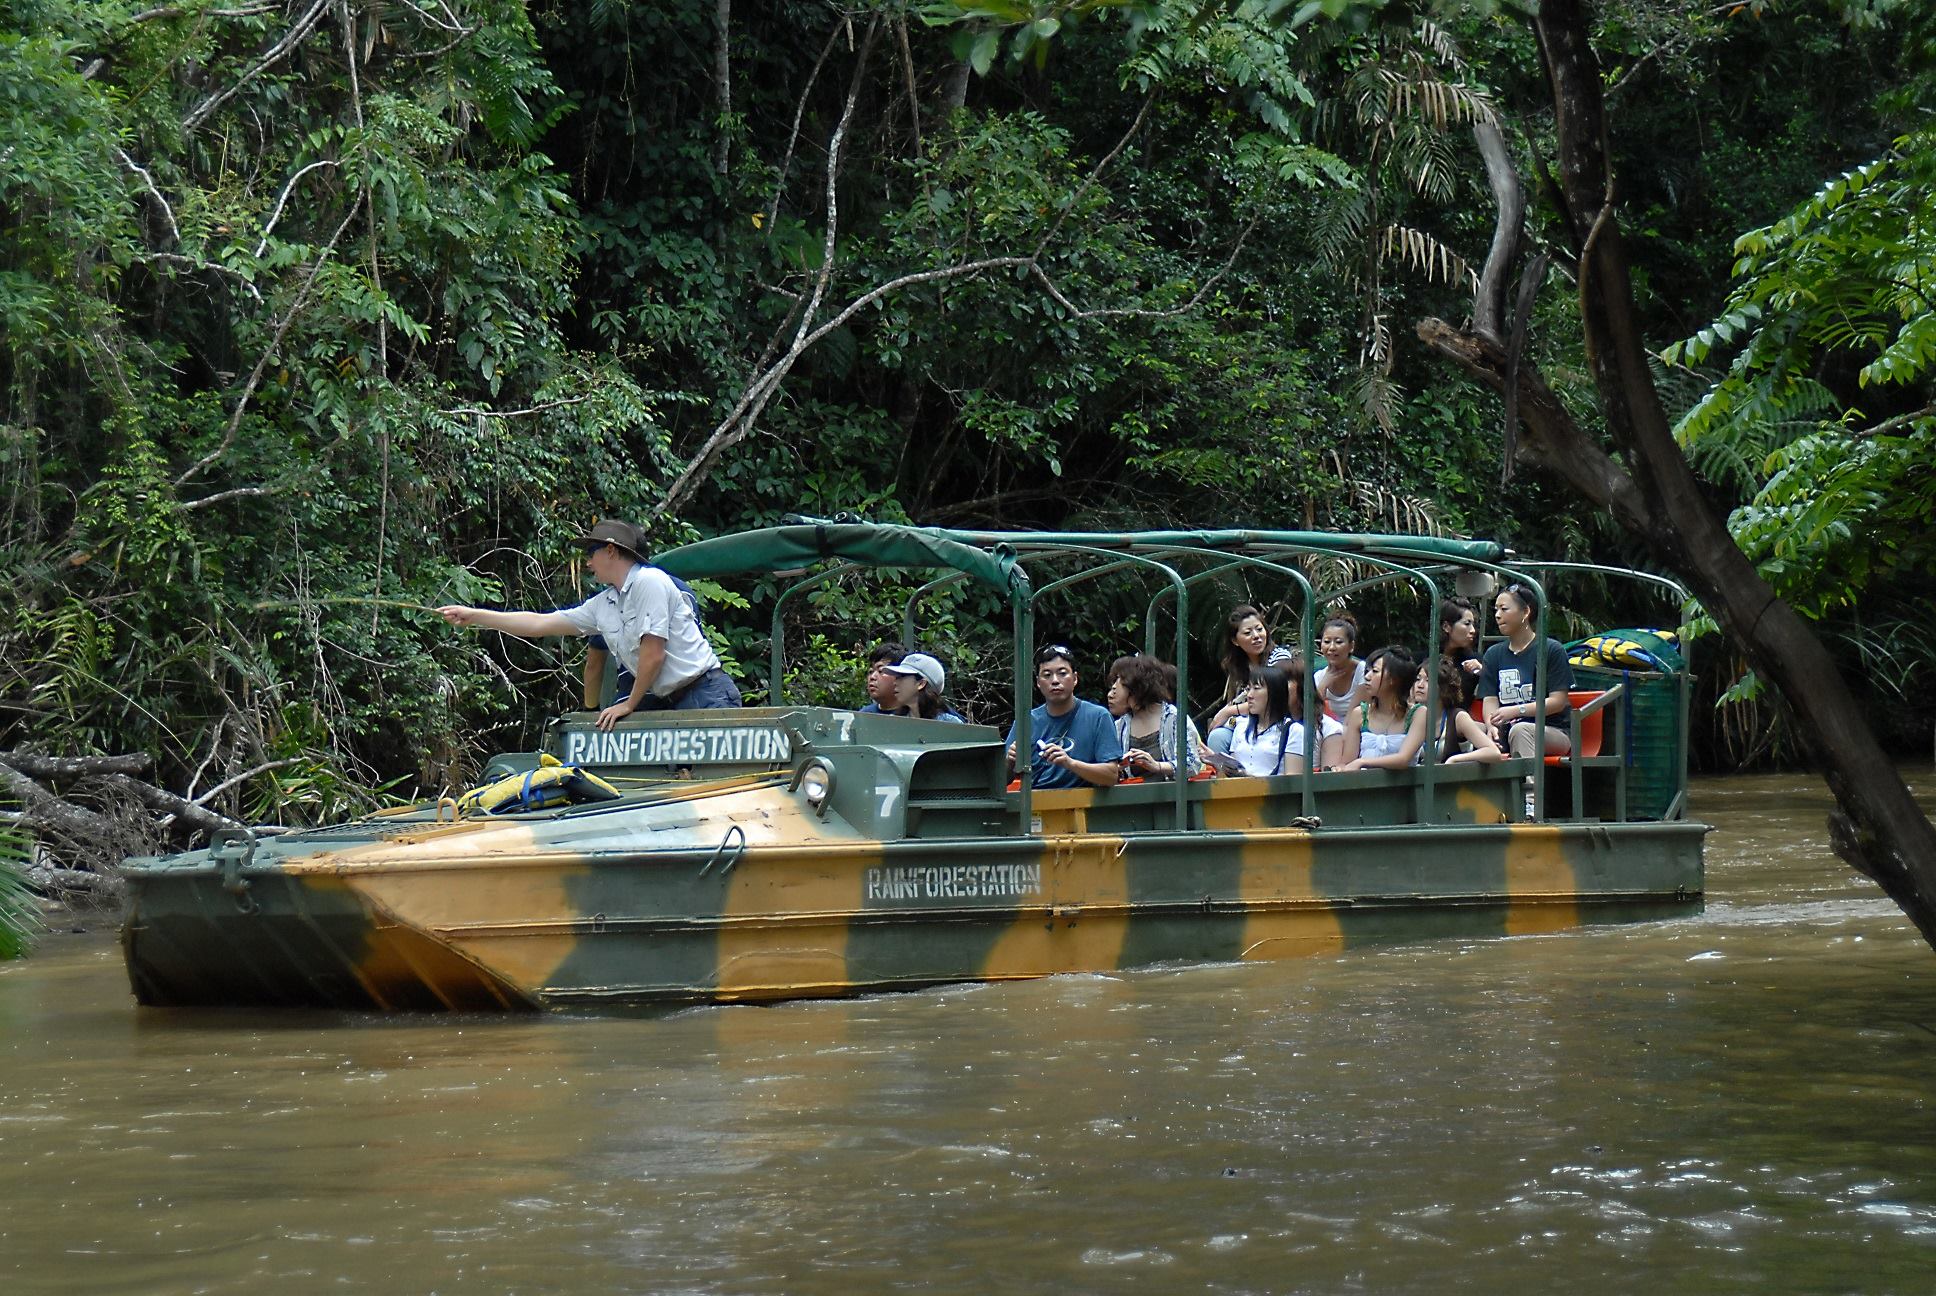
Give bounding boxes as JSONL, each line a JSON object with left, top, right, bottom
{"left": 712, "top": 0, "right": 732, "bottom": 178}
{"left": 1421, "top": 0, "right": 1936, "bottom": 950}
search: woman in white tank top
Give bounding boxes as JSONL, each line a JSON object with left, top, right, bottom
{"left": 1338, "top": 645, "right": 1431, "bottom": 770}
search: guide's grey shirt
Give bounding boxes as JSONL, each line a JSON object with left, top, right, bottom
{"left": 560, "top": 564, "right": 718, "bottom": 696}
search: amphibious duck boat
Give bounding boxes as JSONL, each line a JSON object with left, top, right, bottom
{"left": 119, "top": 523, "right": 1704, "bottom": 1010}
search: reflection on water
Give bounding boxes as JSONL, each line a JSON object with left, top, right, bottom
{"left": 4, "top": 773, "right": 1934, "bottom": 1294}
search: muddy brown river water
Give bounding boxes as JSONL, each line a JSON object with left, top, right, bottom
{"left": 4, "top": 772, "right": 1934, "bottom": 1294}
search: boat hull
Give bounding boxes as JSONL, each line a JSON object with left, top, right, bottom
{"left": 121, "top": 818, "right": 1705, "bottom": 1011}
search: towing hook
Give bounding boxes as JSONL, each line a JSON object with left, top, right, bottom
{"left": 699, "top": 823, "right": 748, "bottom": 877}
{"left": 211, "top": 827, "right": 260, "bottom": 913}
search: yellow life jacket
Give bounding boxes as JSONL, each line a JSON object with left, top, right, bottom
{"left": 457, "top": 753, "right": 623, "bottom": 816}
{"left": 1568, "top": 627, "right": 1681, "bottom": 672}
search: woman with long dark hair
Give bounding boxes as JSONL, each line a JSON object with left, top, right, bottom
{"left": 1416, "top": 657, "right": 1501, "bottom": 764}
{"left": 1205, "top": 604, "right": 1295, "bottom": 753}
{"left": 1338, "top": 645, "right": 1431, "bottom": 770}
{"left": 1437, "top": 596, "right": 1483, "bottom": 707}
{"left": 1228, "top": 660, "right": 1342, "bottom": 776}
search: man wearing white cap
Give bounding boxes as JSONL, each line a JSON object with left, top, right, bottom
{"left": 877, "top": 651, "right": 965, "bottom": 723}
{"left": 437, "top": 519, "right": 741, "bottom": 730}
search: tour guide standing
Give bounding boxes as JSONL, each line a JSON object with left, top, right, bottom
{"left": 1005, "top": 645, "right": 1122, "bottom": 789}
{"left": 437, "top": 520, "right": 741, "bottom": 731}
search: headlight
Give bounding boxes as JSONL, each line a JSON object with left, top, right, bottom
{"left": 790, "top": 758, "right": 835, "bottom": 816}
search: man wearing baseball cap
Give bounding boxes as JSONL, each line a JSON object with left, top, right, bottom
{"left": 437, "top": 519, "right": 741, "bottom": 730}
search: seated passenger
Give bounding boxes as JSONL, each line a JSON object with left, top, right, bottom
{"left": 1316, "top": 613, "right": 1368, "bottom": 720}
{"left": 1416, "top": 657, "right": 1502, "bottom": 764}
{"left": 1105, "top": 654, "right": 1204, "bottom": 781}
{"left": 1479, "top": 583, "right": 1574, "bottom": 760}
{"left": 1205, "top": 604, "right": 1296, "bottom": 754}
{"left": 858, "top": 641, "right": 910, "bottom": 714}
{"left": 880, "top": 652, "right": 966, "bottom": 723}
{"left": 1437, "top": 597, "right": 1484, "bottom": 708}
{"left": 1227, "top": 662, "right": 1344, "bottom": 777}
{"left": 1338, "top": 645, "right": 1432, "bottom": 770}
{"left": 1005, "top": 645, "right": 1122, "bottom": 789}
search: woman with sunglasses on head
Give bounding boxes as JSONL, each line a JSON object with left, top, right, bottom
{"left": 1337, "top": 645, "right": 1432, "bottom": 770}
{"left": 1204, "top": 604, "right": 1296, "bottom": 755}
{"left": 1004, "top": 644, "right": 1123, "bottom": 789}
{"left": 1479, "top": 583, "right": 1574, "bottom": 761}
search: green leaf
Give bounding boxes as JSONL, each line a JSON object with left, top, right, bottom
{"left": 969, "top": 28, "right": 1000, "bottom": 77}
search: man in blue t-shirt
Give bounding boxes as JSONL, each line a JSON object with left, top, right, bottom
{"left": 1005, "top": 645, "right": 1123, "bottom": 789}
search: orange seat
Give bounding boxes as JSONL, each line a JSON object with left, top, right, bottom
{"left": 1546, "top": 690, "right": 1605, "bottom": 763}
{"left": 1468, "top": 691, "right": 1606, "bottom": 762}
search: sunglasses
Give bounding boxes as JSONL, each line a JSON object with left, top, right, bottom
{"left": 1035, "top": 644, "right": 1075, "bottom": 665}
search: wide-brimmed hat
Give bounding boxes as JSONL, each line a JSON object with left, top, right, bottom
{"left": 882, "top": 651, "right": 946, "bottom": 693}
{"left": 573, "top": 519, "right": 645, "bottom": 560}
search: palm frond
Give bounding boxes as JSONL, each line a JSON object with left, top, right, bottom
{"left": 1380, "top": 224, "right": 1477, "bottom": 291}
{"left": 1, "top": 825, "right": 41, "bottom": 961}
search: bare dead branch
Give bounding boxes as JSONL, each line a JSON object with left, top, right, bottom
{"left": 256, "top": 157, "right": 339, "bottom": 257}
{"left": 1854, "top": 404, "right": 1936, "bottom": 439}
{"left": 1031, "top": 212, "right": 1262, "bottom": 321}
{"left": 394, "top": 0, "right": 465, "bottom": 29}
{"left": 183, "top": 0, "right": 334, "bottom": 133}
{"left": 658, "top": 83, "right": 1178, "bottom": 518}
{"left": 135, "top": 251, "right": 265, "bottom": 303}
{"left": 765, "top": 19, "right": 846, "bottom": 232}
{"left": 654, "top": 255, "right": 1028, "bottom": 516}
{"left": 192, "top": 758, "right": 304, "bottom": 806}
{"left": 0, "top": 764, "right": 120, "bottom": 843}
{"left": 102, "top": 774, "right": 248, "bottom": 836}
{"left": 180, "top": 485, "right": 277, "bottom": 510}
{"left": 1033, "top": 91, "right": 1155, "bottom": 259}
{"left": 130, "top": 4, "right": 277, "bottom": 22}
{"left": 657, "top": 18, "right": 882, "bottom": 517}
{"left": 115, "top": 146, "right": 181, "bottom": 246}
{"left": 175, "top": 204, "right": 357, "bottom": 489}
{"left": 443, "top": 395, "right": 594, "bottom": 418}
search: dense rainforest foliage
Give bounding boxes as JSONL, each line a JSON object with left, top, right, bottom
{"left": 2, "top": 0, "right": 1932, "bottom": 876}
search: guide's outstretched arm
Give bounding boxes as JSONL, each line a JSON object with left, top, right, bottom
{"left": 437, "top": 607, "right": 578, "bottom": 638}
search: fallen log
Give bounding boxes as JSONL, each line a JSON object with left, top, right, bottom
{"left": 102, "top": 773, "right": 248, "bottom": 836}
{"left": 0, "top": 750, "right": 154, "bottom": 781}
{"left": 0, "top": 762, "right": 121, "bottom": 843}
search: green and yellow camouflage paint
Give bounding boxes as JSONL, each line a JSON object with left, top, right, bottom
{"left": 120, "top": 708, "right": 1704, "bottom": 1011}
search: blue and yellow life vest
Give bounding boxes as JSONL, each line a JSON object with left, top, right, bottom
{"left": 457, "top": 753, "right": 623, "bottom": 815}
{"left": 1568, "top": 627, "right": 1684, "bottom": 672}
